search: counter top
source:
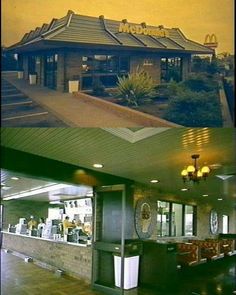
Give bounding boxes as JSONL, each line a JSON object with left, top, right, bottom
{"left": 2, "top": 231, "right": 90, "bottom": 247}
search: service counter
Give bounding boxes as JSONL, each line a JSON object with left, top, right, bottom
{"left": 2, "top": 231, "right": 92, "bottom": 282}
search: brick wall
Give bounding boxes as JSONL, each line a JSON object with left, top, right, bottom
{"left": 2, "top": 232, "right": 92, "bottom": 282}
{"left": 57, "top": 52, "right": 65, "bottom": 91}
{"left": 130, "top": 55, "right": 161, "bottom": 84}
{"left": 22, "top": 56, "right": 29, "bottom": 80}
{"left": 64, "top": 51, "right": 83, "bottom": 91}
{"left": 2, "top": 200, "right": 49, "bottom": 230}
{"left": 182, "top": 55, "right": 191, "bottom": 80}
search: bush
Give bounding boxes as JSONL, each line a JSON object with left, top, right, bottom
{"left": 181, "top": 73, "right": 218, "bottom": 92}
{"left": 117, "top": 68, "right": 156, "bottom": 106}
{"left": 163, "top": 90, "right": 222, "bottom": 127}
{"left": 92, "top": 76, "right": 105, "bottom": 96}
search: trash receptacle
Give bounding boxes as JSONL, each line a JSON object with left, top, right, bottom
{"left": 68, "top": 80, "right": 79, "bottom": 93}
{"left": 113, "top": 254, "right": 140, "bottom": 290}
{"left": 29, "top": 74, "right": 37, "bottom": 85}
{"left": 17, "top": 71, "right": 23, "bottom": 79}
{"left": 113, "top": 240, "right": 142, "bottom": 290}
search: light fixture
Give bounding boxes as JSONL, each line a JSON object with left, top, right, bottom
{"left": 150, "top": 179, "right": 159, "bottom": 183}
{"left": 11, "top": 177, "right": 19, "bottom": 180}
{"left": 181, "top": 154, "right": 210, "bottom": 183}
{"left": 181, "top": 188, "right": 189, "bottom": 191}
{"left": 202, "top": 194, "right": 209, "bottom": 197}
{"left": 93, "top": 163, "right": 104, "bottom": 168}
{"left": 217, "top": 198, "right": 223, "bottom": 201}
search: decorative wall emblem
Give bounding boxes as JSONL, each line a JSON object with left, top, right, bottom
{"left": 134, "top": 197, "right": 156, "bottom": 239}
{"left": 209, "top": 210, "right": 219, "bottom": 234}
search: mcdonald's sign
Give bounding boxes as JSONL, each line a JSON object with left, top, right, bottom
{"left": 204, "top": 34, "right": 218, "bottom": 48}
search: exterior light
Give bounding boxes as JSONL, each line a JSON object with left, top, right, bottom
{"left": 181, "top": 154, "right": 210, "bottom": 183}
{"left": 11, "top": 177, "right": 20, "bottom": 180}
{"left": 93, "top": 164, "right": 104, "bottom": 168}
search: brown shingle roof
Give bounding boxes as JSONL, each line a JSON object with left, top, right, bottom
{"left": 11, "top": 11, "right": 214, "bottom": 54}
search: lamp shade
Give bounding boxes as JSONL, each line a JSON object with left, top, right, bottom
{"left": 187, "top": 165, "right": 195, "bottom": 173}
{"left": 201, "top": 166, "right": 210, "bottom": 174}
{"left": 181, "top": 169, "right": 188, "bottom": 177}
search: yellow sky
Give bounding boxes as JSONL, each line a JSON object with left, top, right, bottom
{"left": 1, "top": 0, "right": 234, "bottom": 54}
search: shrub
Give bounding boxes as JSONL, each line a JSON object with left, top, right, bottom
{"left": 92, "top": 76, "right": 105, "bottom": 96}
{"left": 181, "top": 73, "right": 218, "bottom": 92}
{"left": 163, "top": 90, "right": 222, "bottom": 127}
{"left": 117, "top": 68, "right": 156, "bottom": 106}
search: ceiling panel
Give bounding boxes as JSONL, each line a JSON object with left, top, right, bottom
{"left": 1, "top": 127, "right": 236, "bottom": 204}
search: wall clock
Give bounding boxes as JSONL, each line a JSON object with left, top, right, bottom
{"left": 210, "top": 210, "right": 219, "bottom": 234}
{"left": 134, "top": 198, "right": 156, "bottom": 239}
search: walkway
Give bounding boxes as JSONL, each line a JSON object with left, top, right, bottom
{"left": 1, "top": 79, "right": 68, "bottom": 127}
{"left": 2, "top": 72, "right": 178, "bottom": 127}
{"left": 218, "top": 80, "right": 234, "bottom": 127}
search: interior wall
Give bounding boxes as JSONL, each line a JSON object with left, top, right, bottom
{"left": 133, "top": 183, "right": 236, "bottom": 240}
{"left": 2, "top": 200, "right": 49, "bottom": 230}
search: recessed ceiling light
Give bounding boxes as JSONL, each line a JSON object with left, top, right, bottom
{"left": 1, "top": 186, "right": 12, "bottom": 191}
{"left": 93, "top": 164, "right": 104, "bottom": 168}
{"left": 11, "top": 177, "right": 19, "bottom": 180}
{"left": 217, "top": 198, "right": 223, "bottom": 201}
{"left": 202, "top": 194, "right": 209, "bottom": 197}
{"left": 181, "top": 188, "right": 189, "bottom": 191}
{"left": 150, "top": 179, "right": 159, "bottom": 183}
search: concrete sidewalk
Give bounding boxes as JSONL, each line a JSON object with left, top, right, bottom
{"left": 2, "top": 72, "right": 178, "bottom": 127}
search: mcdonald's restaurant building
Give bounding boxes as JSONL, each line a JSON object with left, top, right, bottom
{"left": 8, "top": 10, "right": 214, "bottom": 91}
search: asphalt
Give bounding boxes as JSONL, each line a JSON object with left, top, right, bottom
{"left": 1, "top": 72, "right": 177, "bottom": 128}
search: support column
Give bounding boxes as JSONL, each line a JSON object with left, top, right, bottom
{"left": 182, "top": 55, "right": 191, "bottom": 80}
{"left": 22, "top": 55, "right": 29, "bottom": 80}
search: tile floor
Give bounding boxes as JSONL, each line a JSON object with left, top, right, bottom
{"left": 1, "top": 250, "right": 235, "bottom": 295}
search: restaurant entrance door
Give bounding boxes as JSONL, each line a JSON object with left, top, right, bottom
{"left": 44, "top": 54, "right": 57, "bottom": 89}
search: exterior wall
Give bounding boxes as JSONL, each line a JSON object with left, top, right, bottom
{"left": 35, "top": 56, "right": 41, "bottom": 86}
{"left": 40, "top": 55, "right": 45, "bottom": 87}
{"left": 64, "top": 51, "right": 83, "bottom": 91}
{"left": 182, "top": 55, "right": 191, "bottom": 80}
{"left": 130, "top": 55, "right": 161, "bottom": 84}
{"left": 57, "top": 52, "right": 65, "bottom": 92}
{"left": 2, "top": 200, "right": 49, "bottom": 230}
{"left": 2, "top": 232, "right": 92, "bottom": 282}
{"left": 22, "top": 56, "right": 29, "bottom": 80}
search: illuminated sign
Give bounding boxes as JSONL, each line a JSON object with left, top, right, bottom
{"left": 204, "top": 34, "right": 218, "bottom": 48}
{"left": 118, "top": 23, "right": 168, "bottom": 37}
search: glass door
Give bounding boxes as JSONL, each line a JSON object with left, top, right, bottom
{"left": 44, "top": 54, "right": 58, "bottom": 89}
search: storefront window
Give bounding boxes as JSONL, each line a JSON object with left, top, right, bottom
{"left": 171, "top": 203, "right": 183, "bottom": 236}
{"left": 157, "top": 201, "right": 170, "bottom": 237}
{"left": 44, "top": 54, "right": 58, "bottom": 89}
{"left": 222, "top": 215, "right": 229, "bottom": 234}
{"left": 184, "top": 205, "right": 194, "bottom": 236}
{"left": 161, "top": 57, "right": 182, "bottom": 82}
{"left": 82, "top": 55, "right": 129, "bottom": 74}
{"left": 157, "top": 200, "right": 196, "bottom": 237}
{"left": 28, "top": 55, "right": 36, "bottom": 73}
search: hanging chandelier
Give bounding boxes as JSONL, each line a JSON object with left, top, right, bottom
{"left": 181, "top": 154, "right": 210, "bottom": 183}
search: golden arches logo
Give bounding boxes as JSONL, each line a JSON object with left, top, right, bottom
{"left": 204, "top": 34, "right": 218, "bottom": 44}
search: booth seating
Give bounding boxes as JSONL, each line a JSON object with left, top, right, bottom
{"left": 189, "top": 240, "right": 224, "bottom": 261}
{"left": 177, "top": 243, "right": 207, "bottom": 266}
{"left": 206, "top": 239, "right": 235, "bottom": 256}
{"left": 218, "top": 234, "right": 236, "bottom": 255}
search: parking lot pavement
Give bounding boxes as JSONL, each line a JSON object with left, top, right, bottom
{"left": 1, "top": 79, "right": 68, "bottom": 127}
